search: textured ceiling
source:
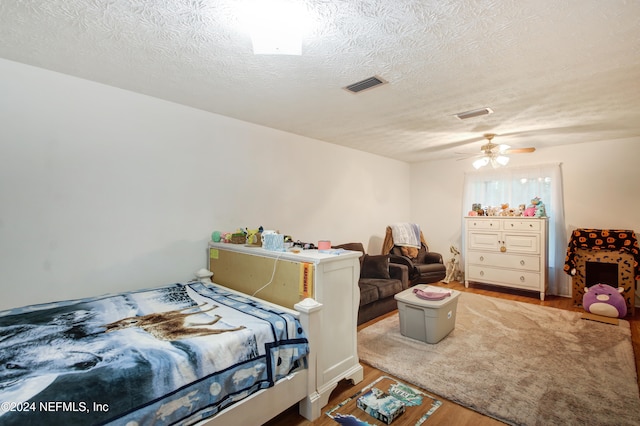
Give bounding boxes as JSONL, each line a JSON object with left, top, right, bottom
{"left": 1, "top": 0, "right": 639, "bottom": 163}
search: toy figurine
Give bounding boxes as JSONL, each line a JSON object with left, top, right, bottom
{"left": 442, "top": 246, "right": 460, "bottom": 284}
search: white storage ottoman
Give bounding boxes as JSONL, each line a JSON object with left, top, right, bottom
{"left": 394, "top": 285, "right": 461, "bottom": 344}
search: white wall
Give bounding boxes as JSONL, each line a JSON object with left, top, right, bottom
{"left": 410, "top": 138, "right": 640, "bottom": 297}
{"left": 0, "top": 59, "right": 410, "bottom": 310}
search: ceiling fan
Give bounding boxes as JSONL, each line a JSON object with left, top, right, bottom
{"left": 469, "top": 133, "right": 536, "bottom": 169}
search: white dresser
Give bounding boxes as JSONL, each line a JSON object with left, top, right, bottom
{"left": 464, "top": 217, "right": 549, "bottom": 300}
{"left": 207, "top": 242, "right": 364, "bottom": 411}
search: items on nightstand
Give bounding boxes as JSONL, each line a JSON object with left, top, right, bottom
{"left": 213, "top": 229, "right": 247, "bottom": 244}
{"left": 261, "top": 230, "right": 285, "bottom": 251}
{"left": 230, "top": 233, "right": 246, "bottom": 244}
{"left": 317, "top": 240, "right": 331, "bottom": 251}
{"left": 245, "top": 226, "right": 263, "bottom": 246}
{"left": 293, "top": 241, "right": 317, "bottom": 250}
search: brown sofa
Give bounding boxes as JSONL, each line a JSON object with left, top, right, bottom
{"left": 333, "top": 243, "right": 410, "bottom": 325}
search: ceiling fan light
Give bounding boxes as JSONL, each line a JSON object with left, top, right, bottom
{"left": 473, "top": 157, "right": 489, "bottom": 169}
{"left": 498, "top": 144, "right": 510, "bottom": 153}
{"left": 496, "top": 155, "right": 510, "bottom": 166}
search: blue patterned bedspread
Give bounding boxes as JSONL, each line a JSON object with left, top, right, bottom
{"left": 0, "top": 282, "right": 309, "bottom": 425}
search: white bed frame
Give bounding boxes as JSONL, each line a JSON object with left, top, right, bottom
{"left": 196, "top": 277, "right": 323, "bottom": 425}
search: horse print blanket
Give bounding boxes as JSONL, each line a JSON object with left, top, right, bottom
{"left": 0, "top": 282, "right": 309, "bottom": 425}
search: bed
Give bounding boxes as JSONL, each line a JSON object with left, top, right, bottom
{"left": 0, "top": 276, "right": 322, "bottom": 425}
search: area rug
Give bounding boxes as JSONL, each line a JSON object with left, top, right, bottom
{"left": 357, "top": 292, "right": 640, "bottom": 426}
{"left": 326, "top": 375, "right": 442, "bottom": 425}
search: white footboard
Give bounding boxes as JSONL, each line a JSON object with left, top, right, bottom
{"left": 197, "top": 282, "right": 323, "bottom": 425}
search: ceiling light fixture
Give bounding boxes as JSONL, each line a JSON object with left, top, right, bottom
{"left": 472, "top": 157, "right": 489, "bottom": 169}
{"left": 238, "top": 0, "right": 311, "bottom": 55}
{"left": 473, "top": 134, "right": 512, "bottom": 169}
{"left": 473, "top": 153, "right": 510, "bottom": 169}
{"left": 495, "top": 155, "right": 510, "bottom": 167}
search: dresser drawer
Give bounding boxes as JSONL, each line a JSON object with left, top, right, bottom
{"left": 467, "top": 265, "right": 541, "bottom": 291}
{"left": 466, "top": 252, "right": 540, "bottom": 272}
{"left": 466, "top": 219, "right": 500, "bottom": 229}
{"left": 503, "top": 219, "right": 541, "bottom": 231}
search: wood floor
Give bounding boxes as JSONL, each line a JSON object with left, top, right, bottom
{"left": 265, "top": 281, "right": 640, "bottom": 426}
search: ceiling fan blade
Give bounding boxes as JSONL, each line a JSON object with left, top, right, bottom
{"left": 495, "top": 123, "right": 611, "bottom": 139}
{"left": 504, "top": 147, "right": 536, "bottom": 154}
{"left": 418, "top": 136, "right": 485, "bottom": 153}
{"left": 454, "top": 151, "right": 484, "bottom": 160}
{"left": 422, "top": 123, "right": 603, "bottom": 156}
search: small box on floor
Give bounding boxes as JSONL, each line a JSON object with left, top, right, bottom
{"left": 356, "top": 387, "right": 406, "bottom": 424}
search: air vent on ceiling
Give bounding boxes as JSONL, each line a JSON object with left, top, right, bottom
{"left": 343, "top": 75, "right": 388, "bottom": 94}
{"left": 455, "top": 107, "right": 494, "bottom": 120}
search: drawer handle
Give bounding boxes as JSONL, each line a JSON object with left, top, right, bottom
{"left": 520, "top": 260, "right": 525, "bottom": 266}
{"left": 520, "top": 276, "right": 525, "bottom": 282}
{"left": 480, "top": 271, "right": 484, "bottom": 276}
{"left": 510, "top": 223, "right": 514, "bottom": 227}
{"left": 529, "top": 224, "right": 533, "bottom": 227}
{"left": 479, "top": 256, "right": 484, "bottom": 261}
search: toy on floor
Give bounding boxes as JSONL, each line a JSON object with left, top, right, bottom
{"left": 582, "top": 283, "right": 627, "bottom": 318}
{"left": 442, "top": 246, "right": 460, "bottom": 284}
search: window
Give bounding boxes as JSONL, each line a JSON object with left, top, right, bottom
{"left": 462, "top": 163, "right": 569, "bottom": 296}
{"left": 467, "top": 176, "right": 552, "bottom": 213}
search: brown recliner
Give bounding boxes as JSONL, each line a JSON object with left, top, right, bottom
{"left": 382, "top": 226, "right": 447, "bottom": 285}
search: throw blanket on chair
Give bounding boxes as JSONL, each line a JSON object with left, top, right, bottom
{"left": 382, "top": 226, "right": 428, "bottom": 257}
{"left": 389, "top": 223, "right": 421, "bottom": 248}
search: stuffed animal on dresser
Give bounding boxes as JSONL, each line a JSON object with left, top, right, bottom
{"left": 531, "top": 197, "right": 547, "bottom": 217}
{"left": 523, "top": 197, "right": 547, "bottom": 217}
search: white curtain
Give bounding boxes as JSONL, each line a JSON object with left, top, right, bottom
{"left": 462, "top": 163, "right": 570, "bottom": 296}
